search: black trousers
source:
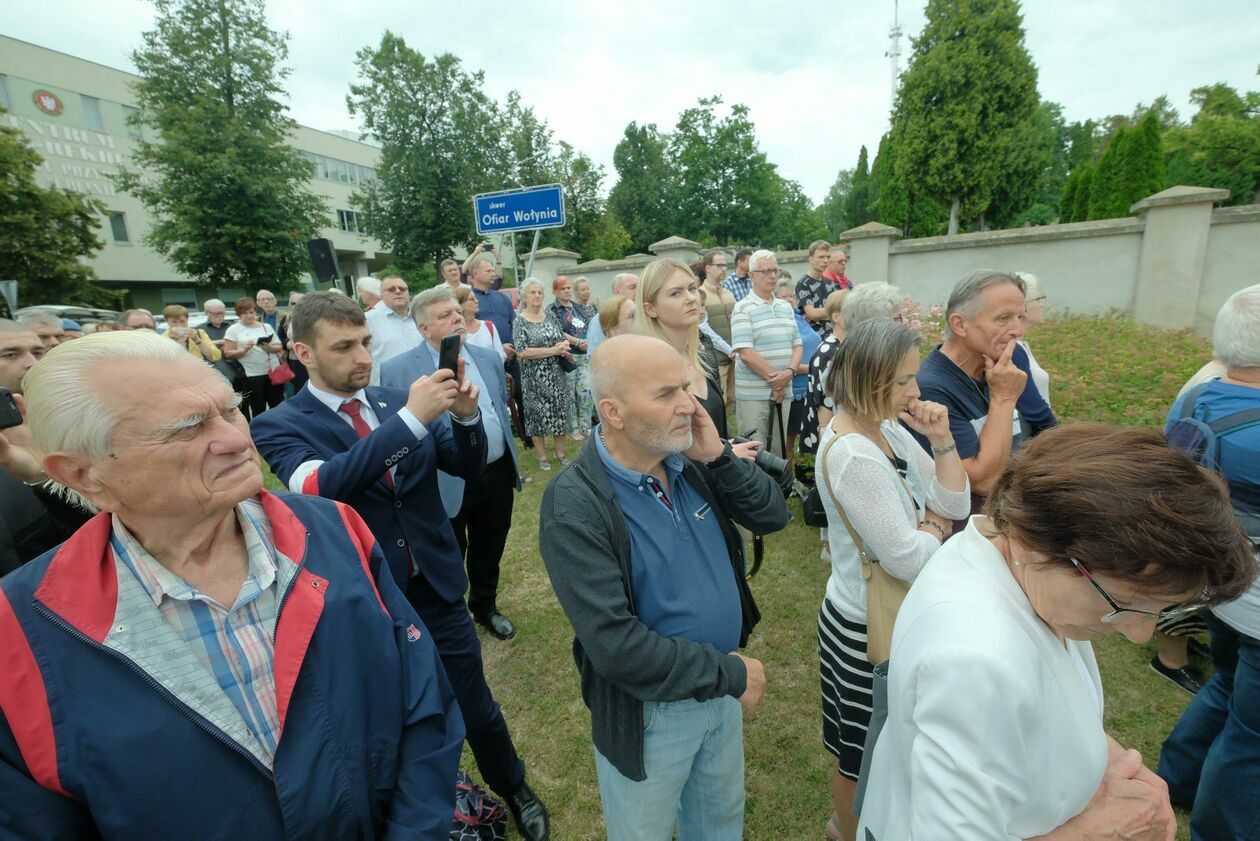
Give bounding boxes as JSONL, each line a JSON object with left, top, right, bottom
{"left": 240, "top": 374, "right": 269, "bottom": 420}
{"left": 405, "top": 574, "right": 526, "bottom": 798}
{"left": 451, "top": 455, "right": 516, "bottom": 617}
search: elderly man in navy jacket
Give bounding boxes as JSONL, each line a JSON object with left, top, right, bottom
{"left": 0, "top": 331, "right": 462, "bottom": 838}
{"left": 382, "top": 286, "right": 522, "bottom": 641}
{"left": 252, "top": 291, "right": 549, "bottom": 841}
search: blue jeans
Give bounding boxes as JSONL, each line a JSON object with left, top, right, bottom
{"left": 1157, "top": 612, "right": 1260, "bottom": 841}
{"left": 594, "top": 696, "right": 744, "bottom": 841}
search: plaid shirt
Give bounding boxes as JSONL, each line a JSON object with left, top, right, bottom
{"left": 111, "top": 499, "right": 282, "bottom": 764}
{"left": 723, "top": 273, "right": 753, "bottom": 302}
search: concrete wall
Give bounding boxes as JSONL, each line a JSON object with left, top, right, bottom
{"left": 534, "top": 187, "right": 1256, "bottom": 335}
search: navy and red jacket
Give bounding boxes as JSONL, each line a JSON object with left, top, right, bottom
{"left": 0, "top": 491, "right": 464, "bottom": 840}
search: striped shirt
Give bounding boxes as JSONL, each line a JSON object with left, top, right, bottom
{"left": 730, "top": 293, "right": 802, "bottom": 401}
{"left": 111, "top": 499, "right": 282, "bottom": 764}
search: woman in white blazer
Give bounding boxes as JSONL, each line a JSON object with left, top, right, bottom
{"left": 857, "top": 424, "right": 1256, "bottom": 841}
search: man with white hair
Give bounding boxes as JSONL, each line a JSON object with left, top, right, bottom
{"left": 540, "top": 334, "right": 788, "bottom": 840}
{"left": 911, "top": 270, "right": 1028, "bottom": 511}
{"left": 356, "top": 276, "right": 382, "bottom": 311}
{"left": 18, "top": 312, "right": 65, "bottom": 349}
{"left": 730, "top": 250, "right": 802, "bottom": 457}
{"left": 0, "top": 332, "right": 464, "bottom": 836}
{"left": 200, "top": 298, "right": 231, "bottom": 350}
{"left": 256, "top": 289, "right": 291, "bottom": 407}
{"left": 365, "top": 275, "right": 421, "bottom": 385}
{"left": 586, "top": 273, "right": 639, "bottom": 357}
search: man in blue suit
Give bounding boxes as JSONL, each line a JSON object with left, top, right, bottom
{"left": 382, "top": 287, "right": 522, "bottom": 641}
{"left": 251, "top": 292, "right": 550, "bottom": 841}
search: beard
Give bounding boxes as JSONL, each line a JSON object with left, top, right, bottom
{"left": 625, "top": 416, "right": 693, "bottom": 455}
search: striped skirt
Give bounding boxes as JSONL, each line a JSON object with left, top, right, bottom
{"left": 818, "top": 598, "right": 875, "bottom": 779}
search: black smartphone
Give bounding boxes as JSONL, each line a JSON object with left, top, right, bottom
{"left": 482, "top": 243, "right": 494, "bottom": 252}
{"left": 0, "top": 387, "right": 22, "bottom": 430}
{"left": 438, "top": 333, "right": 461, "bottom": 378}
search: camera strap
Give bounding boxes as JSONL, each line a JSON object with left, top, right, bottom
{"left": 766, "top": 399, "right": 787, "bottom": 458}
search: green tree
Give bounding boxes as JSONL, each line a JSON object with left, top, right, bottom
{"left": 607, "top": 122, "right": 677, "bottom": 253}
{"left": 348, "top": 33, "right": 507, "bottom": 271}
{"left": 0, "top": 117, "right": 111, "bottom": 306}
{"left": 870, "top": 131, "right": 947, "bottom": 238}
{"left": 1071, "top": 166, "right": 1095, "bottom": 222}
{"left": 986, "top": 99, "right": 1061, "bottom": 228}
{"left": 113, "top": 0, "right": 326, "bottom": 291}
{"left": 843, "top": 145, "right": 875, "bottom": 231}
{"left": 1086, "top": 127, "right": 1132, "bottom": 219}
{"left": 818, "top": 166, "right": 853, "bottom": 238}
{"left": 1058, "top": 168, "right": 1081, "bottom": 222}
{"left": 550, "top": 142, "right": 606, "bottom": 258}
{"left": 764, "top": 179, "right": 828, "bottom": 250}
{"left": 668, "top": 96, "right": 779, "bottom": 245}
{"left": 891, "top": 0, "right": 1040, "bottom": 235}
{"left": 588, "top": 210, "right": 633, "bottom": 260}
{"left": 1087, "top": 113, "right": 1165, "bottom": 219}
{"left": 1164, "top": 83, "right": 1260, "bottom": 206}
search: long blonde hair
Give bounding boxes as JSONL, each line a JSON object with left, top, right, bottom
{"left": 635, "top": 258, "right": 707, "bottom": 376}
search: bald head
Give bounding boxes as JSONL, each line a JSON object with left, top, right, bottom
{"left": 611, "top": 273, "right": 639, "bottom": 297}
{"left": 591, "top": 334, "right": 696, "bottom": 456}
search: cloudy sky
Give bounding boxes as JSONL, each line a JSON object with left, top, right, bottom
{"left": 5, "top": 0, "right": 1257, "bottom": 203}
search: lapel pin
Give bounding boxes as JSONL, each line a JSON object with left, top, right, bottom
{"left": 377, "top": 402, "right": 387, "bottom": 409}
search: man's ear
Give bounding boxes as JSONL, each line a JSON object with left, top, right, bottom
{"left": 293, "top": 340, "right": 316, "bottom": 368}
{"left": 947, "top": 311, "right": 968, "bottom": 338}
{"left": 43, "top": 452, "right": 113, "bottom": 510}
{"left": 598, "top": 398, "right": 625, "bottom": 431}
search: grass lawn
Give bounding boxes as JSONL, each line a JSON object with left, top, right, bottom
{"left": 273, "top": 314, "right": 1216, "bottom": 839}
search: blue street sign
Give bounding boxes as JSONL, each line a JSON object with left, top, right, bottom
{"left": 473, "top": 184, "right": 566, "bottom": 235}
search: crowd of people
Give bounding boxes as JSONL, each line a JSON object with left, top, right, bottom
{"left": 0, "top": 240, "right": 1257, "bottom": 841}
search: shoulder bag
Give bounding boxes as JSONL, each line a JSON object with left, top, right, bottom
{"left": 817, "top": 431, "right": 915, "bottom": 664}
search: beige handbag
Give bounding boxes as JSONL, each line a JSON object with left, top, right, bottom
{"left": 819, "top": 432, "right": 914, "bottom": 664}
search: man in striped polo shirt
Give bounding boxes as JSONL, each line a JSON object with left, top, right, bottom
{"left": 730, "top": 249, "right": 802, "bottom": 457}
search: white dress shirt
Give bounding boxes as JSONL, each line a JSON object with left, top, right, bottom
{"left": 365, "top": 302, "right": 422, "bottom": 385}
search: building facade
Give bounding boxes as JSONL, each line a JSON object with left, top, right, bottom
{"left": 0, "top": 35, "right": 393, "bottom": 312}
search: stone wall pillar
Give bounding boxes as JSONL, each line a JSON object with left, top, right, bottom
{"left": 838, "top": 222, "right": 900, "bottom": 286}
{"left": 1131, "top": 186, "right": 1229, "bottom": 330}
{"left": 525, "top": 247, "right": 581, "bottom": 292}
{"left": 649, "top": 236, "right": 703, "bottom": 266}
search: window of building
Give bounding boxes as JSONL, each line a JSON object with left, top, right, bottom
{"left": 160, "top": 288, "right": 198, "bottom": 307}
{"left": 82, "top": 95, "right": 105, "bottom": 132}
{"left": 0, "top": 75, "right": 11, "bottom": 110}
{"left": 337, "top": 209, "right": 363, "bottom": 233}
{"left": 122, "top": 105, "right": 142, "bottom": 139}
{"left": 300, "top": 151, "right": 376, "bottom": 187}
{"left": 108, "top": 212, "right": 130, "bottom": 244}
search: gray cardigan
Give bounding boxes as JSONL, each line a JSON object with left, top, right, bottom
{"left": 539, "top": 438, "right": 790, "bottom": 781}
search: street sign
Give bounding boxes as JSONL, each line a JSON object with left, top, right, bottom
{"left": 473, "top": 184, "right": 565, "bottom": 235}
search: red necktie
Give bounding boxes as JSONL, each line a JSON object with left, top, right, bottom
{"left": 340, "top": 400, "right": 394, "bottom": 489}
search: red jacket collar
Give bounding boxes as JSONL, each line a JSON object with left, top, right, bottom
{"left": 33, "top": 492, "right": 308, "bottom": 643}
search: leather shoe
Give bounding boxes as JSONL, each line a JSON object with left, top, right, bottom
{"left": 474, "top": 609, "right": 517, "bottom": 641}
{"left": 507, "top": 782, "right": 549, "bottom": 841}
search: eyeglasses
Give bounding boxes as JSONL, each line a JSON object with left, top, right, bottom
{"left": 1069, "top": 557, "right": 1208, "bottom": 624}
{"left": 752, "top": 269, "right": 781, "bottom": 278}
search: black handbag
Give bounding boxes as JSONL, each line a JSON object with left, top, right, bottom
{"left": 557, "top": 354, "right": 577, "bottom": 374}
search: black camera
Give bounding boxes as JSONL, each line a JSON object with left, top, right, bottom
{"left": 729, "top": 435, "right": 794, "bottom": 497}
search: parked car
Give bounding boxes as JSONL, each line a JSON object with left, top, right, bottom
{"left": 14, "top": 305, "right": 120, "bottom": 327}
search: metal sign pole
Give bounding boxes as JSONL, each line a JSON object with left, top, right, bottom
{"left": 524, "top": 229, "right": 542, "bottom": 282}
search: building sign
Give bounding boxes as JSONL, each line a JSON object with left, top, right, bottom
{"left": 4, "top": 113, "right": 121, "bottom": 196}
{"left": 32, "top": 89, "right": 63, "bottom": 116}
{"left": 473, "top": 184, "right": 566, "bottom": 235}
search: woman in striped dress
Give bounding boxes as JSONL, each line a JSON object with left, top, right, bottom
{"left": 814, "top": 317, "right": 970, "bottom": 840}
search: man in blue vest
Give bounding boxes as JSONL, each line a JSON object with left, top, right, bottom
{"left": 382, "top": 287, "right": 523, "bottom": 641}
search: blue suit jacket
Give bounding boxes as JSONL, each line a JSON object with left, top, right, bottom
{"left": 380, "top": 341, "right": 521, "bottom": 517}
{"left": 250, "top": 385, "right": 486, "bottom": 602}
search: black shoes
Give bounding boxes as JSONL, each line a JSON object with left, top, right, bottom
{"left": 507, "top": 782, "right": 549, "bottom": 841}
{"left": 474, "top": 609, "right": 518, "bottom": 641}
{"left": 1150, "top": 656, "right": 1205, "bottom": 695}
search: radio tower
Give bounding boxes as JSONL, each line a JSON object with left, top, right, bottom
{"left": 888, "top": 0, "right": 903, "bottom": 103}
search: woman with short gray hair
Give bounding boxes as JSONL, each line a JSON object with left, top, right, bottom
{"left": 512, "top": 277, "right": 574, "bottom": 469}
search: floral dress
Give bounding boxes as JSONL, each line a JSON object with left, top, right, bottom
{"left": 800, "top": 334, "right": 842, "bottom": 454}
{"left": 512, "top": 313, "right": 573, "bottom": 437}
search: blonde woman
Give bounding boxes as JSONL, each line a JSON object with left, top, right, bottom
{"left": 816, "top": 316, "right": 969, "bottom": 841}
{"left": 598, "top": 295, "right": 635, "bottom": 339}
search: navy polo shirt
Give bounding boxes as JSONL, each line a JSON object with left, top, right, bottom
{"left": 912, "top": 346, "right": 1023, "bottom": 459}
{"left": 594, "top": 428, "right": 741, "bottom": 654}
{"left": 472, "top": 287, "right": 516, "bottom": 348}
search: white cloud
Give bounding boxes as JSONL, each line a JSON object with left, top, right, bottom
{"left": 5, "top": 0, "right": 1257, "bottom": 205}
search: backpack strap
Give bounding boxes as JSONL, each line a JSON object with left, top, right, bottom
{"left": 1179, "top": 382, "right": 1211, "bottom": 420}
{"left": 1209, "top": 407, "right": 1260, "bottom": 437}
